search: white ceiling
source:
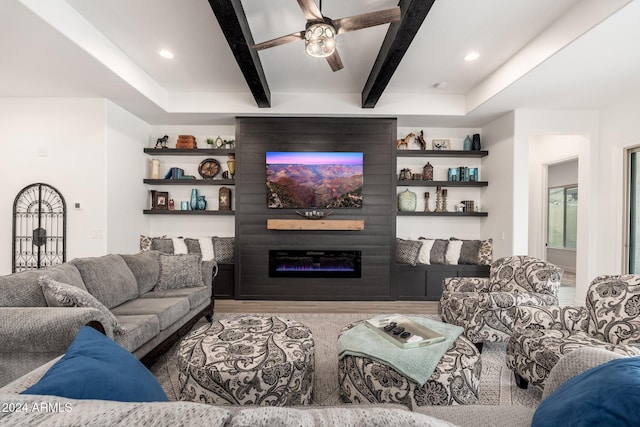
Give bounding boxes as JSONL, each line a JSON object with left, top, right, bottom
{"left": 2, "top": 0, "right": 640, "bottom": 126}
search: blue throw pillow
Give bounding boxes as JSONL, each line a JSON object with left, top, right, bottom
{"left": 22, "top": 326, "right": 167, "bottom": 402}
{"left": 533, "top": 356, "right": 640, "bottom": 427}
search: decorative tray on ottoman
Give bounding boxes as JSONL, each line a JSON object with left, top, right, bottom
{"left": 365, "top": 314, "right": 446, "bottom": 349}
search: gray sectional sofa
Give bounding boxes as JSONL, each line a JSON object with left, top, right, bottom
{"left": 0, "top": 251, "right": 215, "bottom": 387}
{"left": 0, "top": 347, "right": 624, "bottom": 426}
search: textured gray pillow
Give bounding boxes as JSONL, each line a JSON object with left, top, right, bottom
{"left": 214, "top": 237, "right": 234, "bottom": 263}
{"left": 39, "top": 276, "right": 124, "bottom": 335}
{"left": 429, "top": 239, "right": 449, "bottom": 264}
{"left": 150, "top": 238, "right": 174, "bottom": 254}
{"left": 120, "top": 251, "right": 160, "bottom": 295}
{"left": 396, "top": 238, "right": 422, "bottom": 266}
{"left": 156, "top": 254, "right": 204, "bottom": 291}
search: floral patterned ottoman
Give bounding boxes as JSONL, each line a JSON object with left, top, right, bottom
{"left": 338, "top": 320, "right": 480, "bottom": 408}
{"left": 177, "top": 315, "right": 315, "bottom": 405}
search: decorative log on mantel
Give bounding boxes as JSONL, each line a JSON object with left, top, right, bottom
{"left": 267, "top": 219, "right": 365, "bottom": 231}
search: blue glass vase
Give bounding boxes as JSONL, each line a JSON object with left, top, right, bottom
{"left": 463, "top": 135, "right": 472, "bottom": 150}
{"left": 197, "top": 195, "right": 207, "bottom": 210}
{"left": 190, "top": 188, "right": 198, "bottom": 210}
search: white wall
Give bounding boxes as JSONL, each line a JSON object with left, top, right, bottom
{"left": 480, "top": 112, "right": 516, "bottom": 259}
{"left": 0, "top": 98, "right": 108, "bottom": 274}
{"left": 515, "top": 110, "right": 599, "bottom": 304}
{"left": 105, "top": 101, "right": 151, "bottom": 254}
{"left": 598, "top": 94, "right": 640, "bottom": 275}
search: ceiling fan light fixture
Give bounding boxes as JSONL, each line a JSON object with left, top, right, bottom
{"left": 304, "top": 23, "right": 336, "bottom": 58}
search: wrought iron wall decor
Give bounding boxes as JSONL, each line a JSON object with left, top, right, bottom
{"left": 12, "top": 183, "right": 66, "bottom": 272}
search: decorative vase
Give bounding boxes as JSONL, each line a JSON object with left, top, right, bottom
{"left": 463, "top": 135, "right": 472, "bottom": 151}
{"left": 472, "top": 133, "right": 482, "bottom": 150}
{"left": 196, "top": 195, "right": 207, "bottom": 210}
{"left": 150, "top": 159, "right": 160, "bottom": 179}
{"left": 227, "top": 154, "right": 235, "bottom": 179}
{"left": 190, "top": 188, "right": 198, "bottom": 210}
{"left": 398, "top": 189, "right": 417, "bottom": 212}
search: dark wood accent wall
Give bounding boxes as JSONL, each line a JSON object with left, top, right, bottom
{"left": 235, "top": 117, "right": 396, "bottom": 300}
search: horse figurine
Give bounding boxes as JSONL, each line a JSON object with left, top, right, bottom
{"left": 155, "top": 135, "right": 169, "bottom": 149}
{"left": 396, "top": 132, "right": 415, "bottom": 150}
{"left": 416, "top": 130, "right": 427, "bottom": 150}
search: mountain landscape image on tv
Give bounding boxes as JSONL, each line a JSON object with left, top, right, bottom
{"left": 266, "top": 152, "right": 363, "bottom": 209}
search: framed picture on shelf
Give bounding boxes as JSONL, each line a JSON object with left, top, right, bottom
{"left": 153, "top": 191, "right": 169, "bottom": 210}
{"left": 432, "top": 139, "right": 450, "bottom": 150}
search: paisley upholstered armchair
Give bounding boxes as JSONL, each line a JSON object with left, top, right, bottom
{"left": 439, "top": 256, "right": 562, "bottom": 351}
{"left": 506, "top": 274, "right": 640, "bottom": 389}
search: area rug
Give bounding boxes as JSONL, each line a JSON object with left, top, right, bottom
{"left": 149, "top": 313, "right": 542, "bottom": 407}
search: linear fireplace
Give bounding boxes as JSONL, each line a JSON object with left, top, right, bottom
{"left": 269, "top": 250, "right": 362, "bottom": 278}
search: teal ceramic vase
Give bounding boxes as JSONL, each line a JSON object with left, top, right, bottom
{"left": 463, "top": 135, "right": 472, "bottom": 150}
{"left": 197, "top": 195, "right": 207, "bottom": 210}
{"left": 190, "top": 188, "right": 198, "bottom": 210}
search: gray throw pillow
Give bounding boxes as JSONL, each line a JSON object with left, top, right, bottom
{"left": 39, "top": 276, "right": 125, "bottom": 335}
{"left": 429, "top": 239, "right": 449, "bottom": 264}
{"left": 450, "top": 238, "right": 482, "bottom": 265}
{"left": 155, "top": 254, "right": 204, "bottom": 291}
{"left": 150, "top": 238, "right": 174, "bottom": 254}
{"left": 396, "top": 238, "right": 422, "bottom": 266}
{"left": 214, "top": 237, "right": 235, "bottom": 263}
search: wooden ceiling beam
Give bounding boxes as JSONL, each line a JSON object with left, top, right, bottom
{"left": 207, "top": 0, "right": 271, "bottom": 108}
{"left": 361, "top": 0, "right": 435, "bottom": 108}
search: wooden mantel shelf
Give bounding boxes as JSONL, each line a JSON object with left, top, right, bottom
{"left": 267, "top": 219, "right": 365, "bottom": 231}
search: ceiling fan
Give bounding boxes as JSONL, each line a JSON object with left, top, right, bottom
{"left": 252, "top": 0, "right": 401, "bottom": 72}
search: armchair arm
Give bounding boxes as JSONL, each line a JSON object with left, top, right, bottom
{"left": 510, "top": 305, "right": 589, "bottom": 333}
{"left": 442, "top": 277, "right": 490, "bottom": 292}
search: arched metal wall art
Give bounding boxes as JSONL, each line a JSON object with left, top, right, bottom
{"left": 12, "top": 183, "right": 66, "bottom": 272}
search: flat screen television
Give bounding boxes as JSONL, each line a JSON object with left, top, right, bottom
{"left": 266, "top": 151, "right": 363, "bottom": 209}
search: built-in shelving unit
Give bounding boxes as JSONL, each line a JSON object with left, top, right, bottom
{"left": 143, "top": 147, "right": 236, "bottom": 215}
{"left": 395, "top": 148, "right": 489, "bottom": 217}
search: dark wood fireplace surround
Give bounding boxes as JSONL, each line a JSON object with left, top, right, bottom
{"left": 217, "top": 117, "right": 489, "bottom": 301}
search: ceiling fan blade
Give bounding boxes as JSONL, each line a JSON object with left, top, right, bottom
{"left": 333, "top": 7, "right": 401, "bottom": 34}
{"left": 297, "top": 0, "right": 323, "bottom": 21}
{"left": 253, "top": 31, "right": 305, "bottom": 51}
{"left": 326, "top": 49, "right": 344, "bottom": 72}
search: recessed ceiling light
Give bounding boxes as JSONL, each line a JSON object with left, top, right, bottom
{"left": 464, "top": 52, "right": 480, "bottom": 62}
{"left": 159, "top": 49, "right": 174, "bottom": 59}
{"left": 433, "top": 82, "right": 447, "bottom": 89}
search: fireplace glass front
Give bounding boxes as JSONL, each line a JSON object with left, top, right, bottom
{"left": 269, "top": 250, "right": 361, "bottom": 278}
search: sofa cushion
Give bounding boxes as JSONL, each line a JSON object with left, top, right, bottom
{"left": 0, "top": 264, "right": 85, "bottom": 307}
{"left": 110, "top": 297, "right": 190, "bottom": 331}
{"left": 445, "top": 239, "right": 463, "bottom": 264}
{"left": 214, "top": 237, "right": 235, "bottom": 263}
{"left": 396, "top": 238, "right": 422, "bottom": 266}
{"left": 21, "top": 326, "right": 167, "bottom": 402}
{"left": 113, "top": 314, "right": 161, "bottom": 352}
{"left": 156, "top": 253, "right": 204, "bottom": 291}
{"left": 71, "top": 255, "right": 138, "bottom": 309}
{"left": 120, "top": 251, "right": 160, "bottom": 295}
{"left": 532, "top": 356, "right": 640, "bottom": 427}
{"left": 39, "top": 276, "right": 125, "bottom": 335}
{"left": 140, "top": 286, "right": 210, "bottom": 310}
{"left": 429, "top": 239, "right": 449, "bottom": 265}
